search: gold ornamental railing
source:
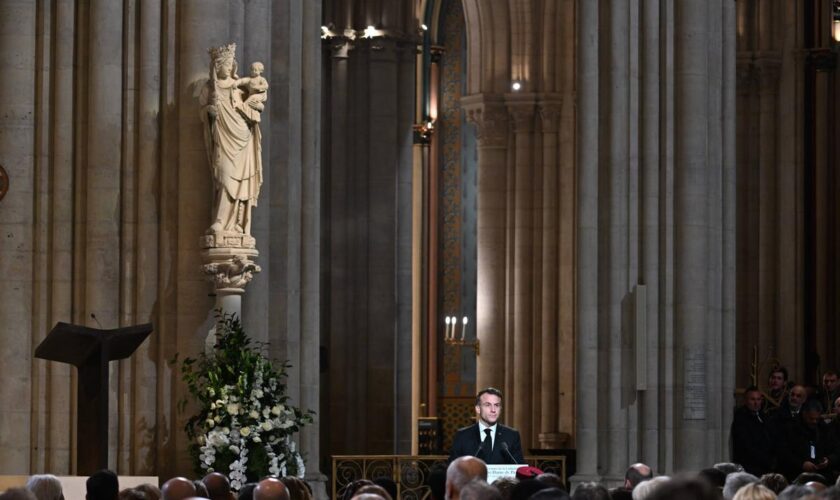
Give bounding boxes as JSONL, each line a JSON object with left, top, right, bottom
{"left": 331, "top": 455, "right": 567, "bottom": 500}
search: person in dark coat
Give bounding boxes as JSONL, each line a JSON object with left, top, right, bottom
{"left": 731, "top": 386, "right": 775, "bottom": 476}
{"left": 777, "top": 399, "right": 840, "bottom": 483}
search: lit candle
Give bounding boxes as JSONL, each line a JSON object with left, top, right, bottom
{"left": 450, "top": 316, "right": 459, "bottom": 340}
{"left": 445, "top": 316, "right": 451, "bottom": 339}
{"left": 461, "top": 316, "right": 468, "bottom": 341}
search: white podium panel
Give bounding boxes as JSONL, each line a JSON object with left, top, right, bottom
{"left": 486, "top": 464, "right": 524, "bottom": 484}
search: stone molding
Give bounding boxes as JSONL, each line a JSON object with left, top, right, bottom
{"left": 536, "top": 95, "right": 564, "bottom": 133}
{"left": 504, "top": 92, "right": 537, "bottom": 134}
{"left": 201, "top": 247, "right": 261, "bottom": 292}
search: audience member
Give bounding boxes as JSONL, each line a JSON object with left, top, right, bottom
{"left": 807, "top": 481, "right": 828, "bottom": 492}
{"left": 25, "top": 474, "right": 63, "bottom": 500}
{"left": 731, "top": 483, "right": 776, "bottom": 500}
{"left": 118, "top": 489, "right": 145, "bottom": 500}
{"left": 509, "top": 479, "right": 549, "bottom": 500}
{"left": 340, "top": 481, "right": 374, "bottom": 500}
{"left": 723, "top": 472, "right": 759, "bottom": 500}
{"left": 202, "top": 473, "right": 230, "bottom": 500}
{"left": 490, "top": 477, "right": 518, "bottom": 500}
{"left": 355, "top": 486, "right": 391, "bottom": 500}
{"left": 87, "top": 470, "right": 119, "bottom": 500}
{"left": 646, "top": 477, "right": 719, "bottom": 500}
{"left": 623, "top": 464, "right": 653, "bottom": 491}
{"left": 699, "top": 468, "right": 728, "bottom": 489}
{"left": 536, "top": 473, "right": 566, "bottom": 491}
{"left": 238, "top": 483, "right": 257, "bottom": 500}
{"left": 192, "top": 481, "right": 209, "bottom": 499}
{"left": 822, "top": 372, "right": 840, "bottom": 411}
{"left": 135, "top": 484, "right": 161, "bottom": 500}
{"left": 759, "top": 473, "right": 788, "bottom": 494}
{"left": 254, "top": 478, "right": 289, "bottom": 500}
{"left": 609, "top": 490, "right": 632, "bottom": 500}
{"left": 445, "top": 456, "right": 488, "bottom": 500}
{"left": 530, "top": 488, "right": 570, "bottom": 500}
{"left": 779, "top": 400, "right": 839, "bottom": 482}
{"left": 460, "top": 480, "right": 502, "bottom": 500}
{"left": 632, "top": 477, "right": 670, "bottom": 500}
{"left": 280, "top": 477, "right": 312, "bottom": 500}
{"left": 793, "top": 473, "right": 829, "bottom": 486}
{"left": 160, "top": 477, "right": 196, "bottom": 500}
{"left": 571, "top": 483, "right": 609, "bottom": 500}
{"left": 776, "top": 484, "right": 815, "bottom": 500}
{"left": 766, "top": 368, "right": 790, "bottom": 411}
{"left": 732, "top": 386, "right": 776, "bottom": 476}
{"left": 817, "top": 486, "right": 840, "bottom": 499}
{"left": 372, "top": 478, "right": 397, "bottom": 500}
{"left": 716, "top": 463, "right": 746, "bottom": 476}
{"left": 428, "top": 466, "right": 447, "bottom": 500}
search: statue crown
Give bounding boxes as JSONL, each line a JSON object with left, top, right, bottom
{"left": 209, "top": 42, "right": 237, "bottom": 62}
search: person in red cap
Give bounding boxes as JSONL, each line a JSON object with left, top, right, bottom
{"left": 448, "top": 387, "right": 525, "bottom": 465}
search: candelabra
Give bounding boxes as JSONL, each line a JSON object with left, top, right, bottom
{"left": 443, "top": 316, "right": 479, "bottom": 354}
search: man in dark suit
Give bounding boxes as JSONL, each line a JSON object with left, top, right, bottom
{"left": 731, "top": 386, "right": 774, "bottom": 476}
{"left": 448, "top": 387, "right": 525, "bottom": 464}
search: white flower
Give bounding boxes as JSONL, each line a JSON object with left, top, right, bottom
{"left": 253, "top": 436, "right": 262, "bottom": 443}
{"left": 204, "top": 455, "right": 214, "bottom": 465}
{"left": 254, "top": 389, "right": 264, "bottom": 398}
{"left": 210, "top": 402, "right": 217, "bottom": 410}
{"left": 208, "top": 387, "right": 216, "bottom": 397}
{"left": 213, "top": 416, "right": 221, "bottom": 423}
{"left": 227, "top": 403, "right": 240, "bottom": 415}
{"left": 240, "top": 427, "right": 251, "bottom": 437}
{"left": 271, "top": 405, "right": 283, "bottom": 416}
{"left": 261, "top": 421, "right": 273, "bottom": 431}
{"left": 229, "top": 445, "right": 240, "bottom": 454}
{"left": 249, "top": 410, "right": 260, "bottom": 419}
{"left": 206, "top": 419, "right": 215, "bottom": 428}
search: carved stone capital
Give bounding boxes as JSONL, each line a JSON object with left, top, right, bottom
{"left": 505, "top": 93, "right": 537, "bottom": 134}
{"left": 538, "top": 97, "right": 563, "bottom": 133}
{"left": 462, "top": 94, "right": 509, "bottom": 148}
{"left": 201, "top": 248, "right": 261, "bottom": 292}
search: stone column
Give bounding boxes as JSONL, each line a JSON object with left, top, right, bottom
{"left": 0, "top": 0, "right": 36, "bottom": 473}
{"left": 505, "top": 94, "right": 536, "bottom": 439}
{"left": 462, "top": 95, "right": 509, "bottom": 392}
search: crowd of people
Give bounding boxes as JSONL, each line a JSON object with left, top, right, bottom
{"left": 0, "top": 470, "right": 312, "bottom": 500}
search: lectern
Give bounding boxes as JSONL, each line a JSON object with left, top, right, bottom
{"left": 34, "top": 322, "right": 153, "bottom": 474}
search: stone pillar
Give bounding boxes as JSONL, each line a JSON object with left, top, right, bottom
{"left": 462, "top": 95, "right": 508, "bottom": 392}
{"left": 0, "top": 0, "right": 36, "bottom": 473}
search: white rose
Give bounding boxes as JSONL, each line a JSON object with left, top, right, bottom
{"left": 213, "top": 416, "right": 221, "bottom": 423}
{"left": 240, "top": 427, "right": 251, "bottom": 437}
{"left": 261, "top": 421, "right": 273, "bottom": 431}
{"left": 249, "top": 410, "right": 260, "bottom": 419}
{"left": 227, "top": 403, "right": 240, "bottom": 415}
{"left": 253, "top": 436, "right": 262, "bottom": 443}
{"left": 254, "top": 389, "right": 264, "bottom": 398}
{"left": 271, "top": 405, "right": 282, "bottom": 416}
{"left": 206, "top": 419, "right": 215, "bottom": 428}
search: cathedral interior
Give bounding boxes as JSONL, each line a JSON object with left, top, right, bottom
{"left": 1, "top": 0, "right": 840, "bottom": 494}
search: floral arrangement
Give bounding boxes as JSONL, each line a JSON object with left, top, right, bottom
{"left": 178, "top": 313, "right": 314, "bottom": 489}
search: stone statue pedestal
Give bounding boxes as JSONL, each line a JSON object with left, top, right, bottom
{"left": 200, "top": 232, "right": 261, "bottom": 318}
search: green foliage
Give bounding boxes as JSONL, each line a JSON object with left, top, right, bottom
{"left": 177, "top": 312, "right": 314, "bottom": 489}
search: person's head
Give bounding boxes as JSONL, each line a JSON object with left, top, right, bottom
{"left": 823, "top": 371, "right": 839, "bottom": 393}
{"left": 238, "top": 483, "right": 258, "bottom": 500}
{"left": 250, "top": 62, "right": 264, "bottom": 78}
{"left": 87, "top": 470, "right": 119, "bottom": 500}
{"left": 536, "top": 473, "right": 565, "bottom": 491}
{"left": 446, "top": 456, "right": 488, "bottom": 500}
{"left": 280, "top": 477, "right": 312, "bottom": 500}
{"left": 134, "top": 484, "right": 161, "bottom": 500}
{"left": 714, "top": 463, "right": 745, "bottom": 476}
{"left": 355, "top": 485, "right": 390, "bottom": 500}
{"left": 723, "top": 472, "right": 759, "bottom": 500}
{"left": 759, "top": 473, "right": 788, "bottom": 494}
{"left": 530, "top": 488, "right": 569, "bottom": 500}
{"left": 624, "top": 464, "right": 653, "bottom": 490}
{"left": 490, "top": 478, "right": 518, "bottom": 500}
{"left": 371, "top": 478, "right": 396, "bottom": 500}
{"left": 0, "top": 489, "right": 37, "bottom": 500}
{"left": 743, "top": 387, "right": 764, "bottom": 413}
{"left": 254, "top": 478, "right": 290, "bottom": 500}
{"left": 802, "top": 400, "right": 824, "bottom": 428}
{"left": 632, "top": 477, "right": 670, "bottom": 500}
{"left": 118, "top": 489, "right": 145, "bottom": 500}
{"left": 210, "top": 44, "right": 237, "bottom": 80}
{"left": 646, "top": 478, "right": 718, "bottom": 500}
{"left": 777, "top": 484, "right": 816, "bottom": 500}
{"left": 475, "top": 388, "right": 503, "bottom": 426}
{"left": 769, "top": 367, "right": 789, "bottom": 391}
{"left": 817, "top": 486, "right": 840, "bottom": 499}
{"left": 192, "top": 480, "right": 209, "bottom": 499}
{"left": 340, "top": 481, "right": 374, "bottom": 500}
{"left": 202, "top": 473, "right": 230, "bottom": 500}
{"left": 789, "top": 385, "right": 808, "bottom": 409}
{"left": 731, "top": 483, "right": 776, "bottom": 500}
{"left": 571, "top": 483, "right": 609, "bottom": 500}
{"left": 460, "top": 480, "right": 501, "bottom": 500}
{"left": 25, "top": 474, "right": 63, "bottom": 500}
{"left": 160, "top": 477, "right": 196, "bottom": 500}
{"left": 698, "top": 468, "right": 727, "bottom": 489}
{"left": 510, "top": 480, "right": 549, "bottom": 500}
{"left": 793, "top": 472, "right": 827, "bottom": 486}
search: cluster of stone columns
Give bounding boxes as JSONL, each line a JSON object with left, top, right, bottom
{"left": 0, "top": 0, "right": 323, "bottom": 488}
{"left": 575, "top": 0, "right": 736, "bottom": 483}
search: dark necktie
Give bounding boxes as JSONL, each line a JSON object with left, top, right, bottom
{"left": 483, "top": 428, "right": 493, "bottom": 455}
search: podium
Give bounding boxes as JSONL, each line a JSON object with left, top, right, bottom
{"left": 34, "top": 322, "right": 153, "bottom": 474}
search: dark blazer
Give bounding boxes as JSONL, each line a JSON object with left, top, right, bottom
{"left": 448, "top": 423, "right": 525, "bottom": 465}
{"left": 730, "top": 406, "right": 775, "bottom": 476}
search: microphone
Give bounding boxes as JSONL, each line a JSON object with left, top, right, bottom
{"left": 90, "top": 313, "right": 104, "bottom": 329}
{"left": 473, "top": 443, "right": 484, "bottom": 457}
{"left": 500, "top": 442, "right": 518, "bottom": 464}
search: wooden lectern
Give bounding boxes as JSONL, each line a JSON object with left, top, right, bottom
{"left": 34, "top": 322, "right": 153, "bottom": 474}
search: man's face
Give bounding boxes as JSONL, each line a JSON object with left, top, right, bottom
{"left": 803, "top": 410, "right": 821, "bottom": 428}
{"left": 789, "top": 386, "right": 807, "bottom": 408}
{"left": 476, "top": 393, "right": 502, "bottom": 426}
{"left": 823, "top": 373, "right": 839, "bottom": 393}
{"left": 769, "top": 371, "right": 786, "bottom": 391}
{"left": 745, "top": 390, "right": 763, "bottom": 412}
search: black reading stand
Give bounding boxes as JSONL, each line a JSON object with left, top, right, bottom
{"left": 34, "top": 322, "right": 153, "bottom": 474}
